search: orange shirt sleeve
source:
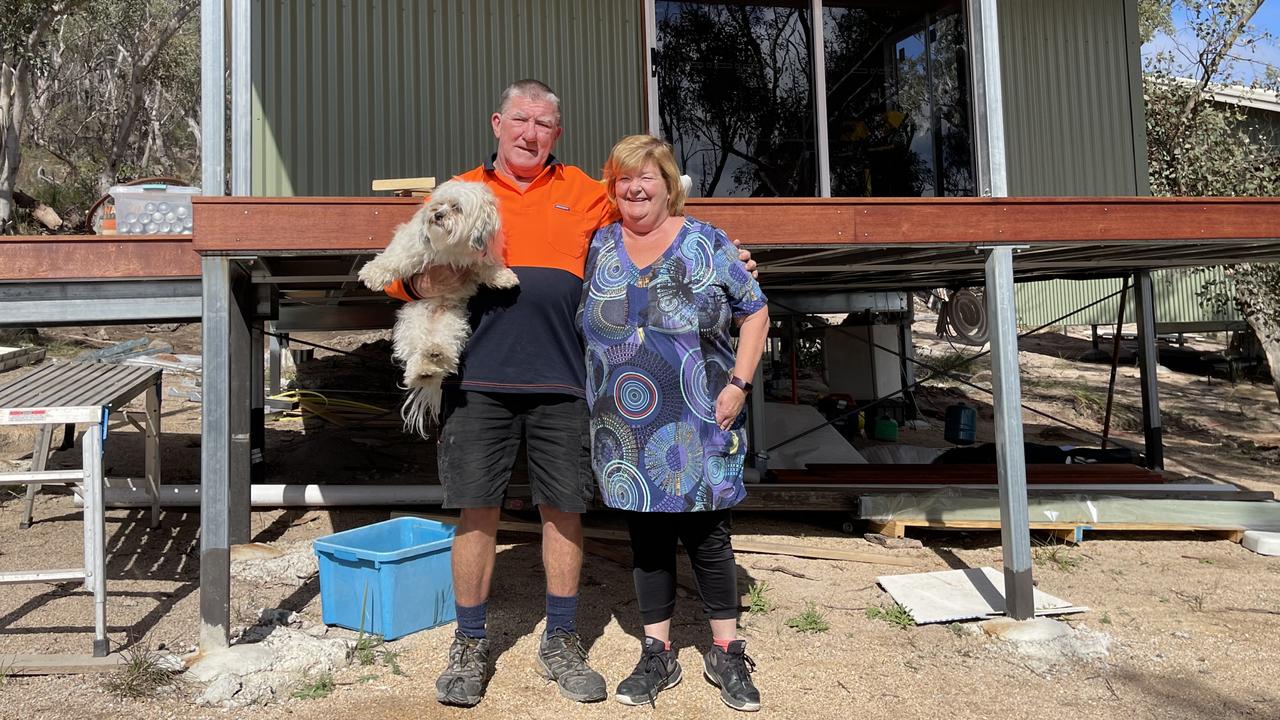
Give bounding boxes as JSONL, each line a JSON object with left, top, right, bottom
{"left": 384, "top": 278, "right": 415, "bottom": 302}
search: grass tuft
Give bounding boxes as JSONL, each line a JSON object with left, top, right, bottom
{"left": 746, "top": 582, "right": 774, "bottom": 615}
{"left": 1033, "top": 539, "right": 1083, "bottom": 572}
{"left": 865, "top": 603, "right": 915, "bottom": 630}
{"left": 100, "top": 645, "right": 177, "bottom": 700}
{"left": 291, "top": 673, "right": 335, "bottom": 701}
{"left": 785, "top": 603, "right": 830, "bottom": 634}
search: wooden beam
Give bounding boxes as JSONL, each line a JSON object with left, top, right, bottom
{"left": 192, "top": 196, "right": 420, "bottom": 253}
{"left": 0, "top": 653, "right": 127, "bottom": 675}
{"left": 188, "top": 196, "right": 1280, "bottom": 254}
{"left": 0, "top": 236, "right": 199, "bottom": 280}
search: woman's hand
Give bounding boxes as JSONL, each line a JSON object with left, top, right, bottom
{"left": 716, "top": 384, "right": 747, "bottom": 430}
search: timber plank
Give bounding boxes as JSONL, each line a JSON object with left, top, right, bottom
{"left": 1, "top": 653, "right": 127, "bottom": 675}
{"left": 0, "top": 237, "right": 198, "bottom": 280}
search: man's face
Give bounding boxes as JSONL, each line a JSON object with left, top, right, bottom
{"left": 491, "top": 95, "right": 562, "bottom": 180}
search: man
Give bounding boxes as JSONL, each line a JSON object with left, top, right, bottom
{"left": 384, "top": 79, "right": 755, "bottom": 707}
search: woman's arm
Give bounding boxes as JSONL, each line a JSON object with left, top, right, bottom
{"left": 716, "top": 305, "right": 770, "bottom": 430}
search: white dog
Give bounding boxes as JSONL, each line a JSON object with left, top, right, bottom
{"left": 358, "top": 180, "right": 518, "bottom": 436}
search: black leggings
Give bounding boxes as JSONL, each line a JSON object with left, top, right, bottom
{"left": 627, "top": 510, "right": 739, "bottom": 625}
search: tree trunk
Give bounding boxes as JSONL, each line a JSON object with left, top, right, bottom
{"left": 1232, "top": 265, "right": 1280, "bottom": 406}
{"left": 1246, "top": 313, "right": 1280, "bottom": 407}
{"left": 1, "top": 65, "right": 25, "bottom": 233}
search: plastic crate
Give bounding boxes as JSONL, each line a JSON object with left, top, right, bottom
{"left": 108, "top": 183, "right": 199, "bottom": 235}
{"left": 313, "top": 517, "right": 456, "bottom": 640}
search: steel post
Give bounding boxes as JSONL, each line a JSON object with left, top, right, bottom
{"left": 985, "top": 247, "right": 1035, "bottom": 620}
{"left": 199, "top": 256, "right": 252, "bottom": 651}
{"left": 1134, "top": 270, "right": 1164, "bottom": 469}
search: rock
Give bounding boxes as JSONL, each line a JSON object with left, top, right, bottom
{"left": 186, "top": 624, "right": 352, "bottom": 709}
{"left": 231, "top": 544, "right": 317, "bottom": 587}
{"left": 981, "top": 617, "right": 1110, "bottom": 674}
{"left": 154, "top": 652, "right": 187, "bottom": 672}
{"left": 981, "top": 617, "right": 1072, "bottom": 643}
{"left": 196, "top": 674, "right": 243, "bottom": 707}
{"left": 257, "top": 608, "right": 300, "bottom": 627}
{"left": 187, "top": 643, "right": 275, "bottom": 683}
{"left": 864, "top": 533, "right": 924, "bottom": 550}
{"left": 230, "top": 542, "right": 286, "bottom": 562}
{"left": 304, "top": 623, "right": 330, "bottom": 638}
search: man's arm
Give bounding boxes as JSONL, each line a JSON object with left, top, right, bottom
{"left": 384, "top": 266, "right": 471, "bottom": 301}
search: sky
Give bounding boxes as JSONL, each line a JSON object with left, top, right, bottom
{"left": 1142, "top": 1, "right": 1280, "bottom": 85}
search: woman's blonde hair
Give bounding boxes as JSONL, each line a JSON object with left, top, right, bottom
{"left": 604, "top": 134, "right": 687, "bottom": 215}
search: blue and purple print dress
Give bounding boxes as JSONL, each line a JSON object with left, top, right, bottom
{"left": 580, "top": 217, "right": 767, "bottom": 513}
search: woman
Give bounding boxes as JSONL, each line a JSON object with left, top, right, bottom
{"left": 580, "top": 135, "right": 770, "bottom": 711}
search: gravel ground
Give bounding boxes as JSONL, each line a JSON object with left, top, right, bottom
{"left": 2, "top": 325, "right": 1280, "bottom": 719}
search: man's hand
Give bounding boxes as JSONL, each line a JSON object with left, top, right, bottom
{"left": 732, "top": 238, "right": 758, "bottom": 278}
{"left": 409, "top": 265, "right": 470, "bottom": 299}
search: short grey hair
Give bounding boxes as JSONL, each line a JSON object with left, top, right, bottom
{"left": 497, "top": 79, "right": 561, "bottom": 123}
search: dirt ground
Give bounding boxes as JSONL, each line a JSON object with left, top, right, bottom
{"left": 2, "top": 322, "right": 1279, "bottom": 720}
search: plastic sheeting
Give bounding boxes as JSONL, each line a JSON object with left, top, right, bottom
{"left": 860, "top": 489, "right": 1280, "bottom": 530}
{"left": 763, "top": 401, "right": 867, "bottom": 470}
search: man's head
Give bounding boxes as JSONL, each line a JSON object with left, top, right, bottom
{"left": 491, "top": 79, "right": 563, "bottom": 182}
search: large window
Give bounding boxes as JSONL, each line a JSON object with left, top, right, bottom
{"left": 656, "top": 2, "right": 818, "bottom": 197}
{"left": 654, "top": 1, "right": 974, "bottom": 198}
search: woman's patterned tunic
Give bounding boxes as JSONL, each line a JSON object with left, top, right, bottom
{"left": 580, "top": 217, "right": 767, "bottom": 512}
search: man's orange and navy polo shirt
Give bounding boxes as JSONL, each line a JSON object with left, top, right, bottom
{"left": 386, "top": 155, "right": 615, "bottom": 397}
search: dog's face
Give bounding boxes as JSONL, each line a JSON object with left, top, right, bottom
{"left": 423, "top": 180, "right": 501, "bottom": 258}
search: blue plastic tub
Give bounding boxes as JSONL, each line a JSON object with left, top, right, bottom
{"left": 313, "top": 517, "right": 456, "bottom": 640}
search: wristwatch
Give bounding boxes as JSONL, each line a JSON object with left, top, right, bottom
{"left": 727, "top": 376, "right": 753, "bottom": 393}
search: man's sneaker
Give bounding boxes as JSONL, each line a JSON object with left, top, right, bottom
{"left": 435, "top": 630, "right": 491, "bottom": 707}
{"left": 615, "top": 636, "right": 683, "bottom": 707}
{"left": 536, "top": 629, "right": 608, "bottom": 702}
{"left": 703, "top": 640, "right": 760, "bottom": 712}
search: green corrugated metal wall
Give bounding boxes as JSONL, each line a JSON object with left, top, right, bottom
{"left": 997, "top": 0, "right": 1148, "bottom": 196}
{"left": 251, "top": 0, "right": 645, "bottom": 196}
{"left": 995, "top": 0, "right": 1225, "bottom": 327}
{"left": 1015, "top": 267, "right": 1243, "bottom": 328}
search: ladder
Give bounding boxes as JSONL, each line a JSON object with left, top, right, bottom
{"left": 0, "top": 362, "right": 163, "bottom": 657}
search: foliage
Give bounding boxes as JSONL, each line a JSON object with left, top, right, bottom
{"left": 865, "top": 602, "right": 914, "bottom": 630}
{"left": 746, "top": 582, "right": 774, "bottom": 615}
{"left": 1141, "top": 0, "right": 1280, "bottom": 404}
{"left": 1032, "top": 539, "right": 1083, "bottom": 573}
{"left": 2, "top": 0, "right": 199, "bottom": 233}
{"left": 100, "top": 644, "right": 177, "bottom": 699}
{"left": 784, "top": 602, "right": 830, "bottom": 633}
{"left": 290, "top": 673, "right": 335, "bottom": 701}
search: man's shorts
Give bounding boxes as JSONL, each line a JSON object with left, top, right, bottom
{"left": 437, "top": 390, "right": 594, "bottom": 512}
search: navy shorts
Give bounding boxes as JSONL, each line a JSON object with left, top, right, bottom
{"left": 437, "top": 390, "right": 594, "bottom": 512}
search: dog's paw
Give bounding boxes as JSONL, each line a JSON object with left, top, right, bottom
{"left": 403, "top": 346, "right": 456, "bottom": 387}
{"left": 357, "top": 260, "right": 397, "bottom": 291}
{"left": 484, "top": 267, "right": 520, "bottom": 290}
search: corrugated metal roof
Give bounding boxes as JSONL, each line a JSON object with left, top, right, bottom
{"left": 251, "top": 0, "right": 645, "bottom": 196}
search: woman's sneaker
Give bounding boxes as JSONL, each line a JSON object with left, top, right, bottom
{"left": 615, "top": 636, "right": 683, "bottom": 706}
{"left": 703, "top": 640, "right": 760, "bottom": 712}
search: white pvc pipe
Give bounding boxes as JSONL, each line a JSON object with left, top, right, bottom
{"left": 78, "top": 482, "right": 445, "bottom": 508}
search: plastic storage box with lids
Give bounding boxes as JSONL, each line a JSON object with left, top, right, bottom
{"left": 108, "top": 183, "right": 200, "bottom": 235}
{"left": 313, "top": 516, "right": 457, "bottom": 640}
